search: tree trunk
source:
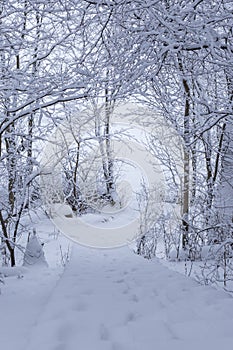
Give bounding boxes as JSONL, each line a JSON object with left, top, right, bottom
{"left": 182, "top": 78, "right": 191, "bottom": 248}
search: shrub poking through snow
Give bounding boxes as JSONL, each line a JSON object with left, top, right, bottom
{"left": 23, "top": 229, "right": 48, "bottom": 267}
{"left": 0, "top": 272, "right": 4, "bottom": 284}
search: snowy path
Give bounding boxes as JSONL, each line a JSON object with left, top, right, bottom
{"left": 0, "top": 266, "right": 62, "bottom": 350}
{"left": 21, "top": 245, "right": 233, "bottom": 350}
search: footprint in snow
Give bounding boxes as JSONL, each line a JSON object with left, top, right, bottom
{"left": 100, "top": 323, "right": 110, "bottom": 341}
{"left": 57, "top": 322, "right": 73, "bottom": 342}
{"left": 122, "top": 288, "right": 129, "bottom": 295}
{"left": 153, "top": 289, "right": 159, "bottom": 297}
{"left": 75, "top": 302, "right": 88, "bottom": 312}
{"left": 115, "top": 279, "right": 125, "bottom": 284}
{"left": 130, "top": 294, "right": 139, "bottom": 303}
{"left": 125, "top": 311, "right": 138, "bottom": 323}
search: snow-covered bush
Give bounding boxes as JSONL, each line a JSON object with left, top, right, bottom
{"left": 23, "top": 229, "right": 48, "bottom": 268}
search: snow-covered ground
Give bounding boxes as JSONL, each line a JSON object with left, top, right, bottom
{"left": 1, "top": 219, "right": 233, "bottom": 350}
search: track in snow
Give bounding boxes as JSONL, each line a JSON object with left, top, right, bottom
{"left": 23, "top": 245, "right": 233, "bottom": 350}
